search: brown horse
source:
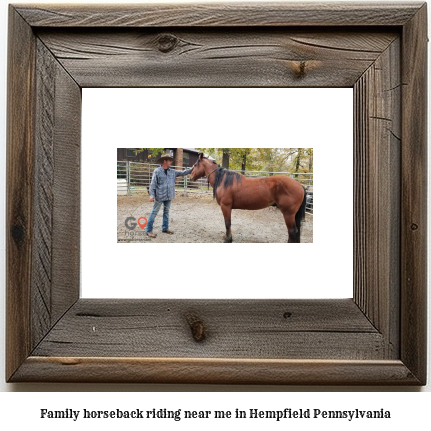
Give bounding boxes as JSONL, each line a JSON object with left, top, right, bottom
{"left": 190, "top": 153, "right": 307, "bottom": 243}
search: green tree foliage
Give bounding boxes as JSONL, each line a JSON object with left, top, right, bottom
{"left": 289, "top": 148, "right": 313, "bottom": 173}
{"left": 197, "top": 148, "right": 260, "bottom": 171}
{"left": 134, "top": 148, "right": 165, "bottom": 159}
{"left": 197, "top": 148, "right": 313, "bottom": 174}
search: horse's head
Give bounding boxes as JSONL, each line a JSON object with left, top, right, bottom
{"left": 190, "top": 153, "right": 207, "bottom": 181}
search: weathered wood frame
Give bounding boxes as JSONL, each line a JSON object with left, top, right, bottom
{"left": 6, "top": 3, "right": 427, "bottom": 384}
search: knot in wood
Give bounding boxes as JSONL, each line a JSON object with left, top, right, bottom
{"left": 295, "top": 61, "right": 307, "bottom": 78}
{"left": 410, "top": 223, "right": 418, "bottom": 231}
{"left": 186, "top": 314, "right": 206, "bottom": 342}
{"left": 157, "top": 34, "right": 178, "bottom": 53}
{"left": 11, "top": 222, "right": 25, "bottom": 245}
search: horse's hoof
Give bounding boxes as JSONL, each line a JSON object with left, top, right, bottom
{"left": 223, "top": 236, "right": 233, "bottom": 243}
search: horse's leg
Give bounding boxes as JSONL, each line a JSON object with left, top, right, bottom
{"left": 283, "top": 211, "right": 299, "bottom": 243}
{"left": 220, "top": 204, "right": 233, "bottom": 243}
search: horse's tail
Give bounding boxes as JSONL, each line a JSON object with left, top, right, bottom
{"left": 295, "top": 187, "right": 307, "bottom": 242}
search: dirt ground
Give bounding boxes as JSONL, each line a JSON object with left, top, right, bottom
{"left": 117, "top": 192, "right": 313, "bottom": 243}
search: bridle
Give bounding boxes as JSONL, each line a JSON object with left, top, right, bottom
{"left": 206, "top": 167, "right": 218, "bottom": 182}
{"left": 191, "top": 161, "right": 218, "bottom": 183}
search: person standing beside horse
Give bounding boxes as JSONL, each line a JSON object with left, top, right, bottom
{"left": 146, "top": 153, "right": 193, "bottom": 238}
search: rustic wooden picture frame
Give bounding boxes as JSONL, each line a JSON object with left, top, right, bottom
{"left": 6, "top": 2, "right": 427, "bottom": 385}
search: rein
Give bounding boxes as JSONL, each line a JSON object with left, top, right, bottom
{"left": 205, "top": 166, "right": 218, "bottom": 191}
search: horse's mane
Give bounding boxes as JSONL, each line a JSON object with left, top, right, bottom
{"left": 212, "top": 167, "right": 242, "bottom": 199}
{"left": 197, "top": 156, "right": 242, "bottom": 199}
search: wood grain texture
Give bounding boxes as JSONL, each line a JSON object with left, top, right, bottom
{"left": 32, "top": 40, "right": 56, "bottom": 348}
{"left": 6, "top": 8, "right": 36, "bottom": 381}
{"left": 12, "top": 357, "right": 420, "bottom": 385}
{"left": 50, "top": 53, "right": 81, "bottom": 324}
{"left": 32, "top": 299, "right": 384, "bottom": 360}
{"left": 400, "top": 3, "right": 427, "bottom": 384}
{"left": 6, "top": 2, "right": 427, "bottom": 385}
{"left": 31, "top": 39, "right": 81, "bottom": 349}
{"left": 37, "top": 29, "right": 398, "bottom": 88}
{"left": 15, "top": 2, "right": 423, "bottom": 27}
{"left": 353, "top": 38, "right": 401, "bottom": 359}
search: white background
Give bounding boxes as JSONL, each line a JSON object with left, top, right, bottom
{"left": 82, "top": 87, "right": 353, "bottom": 299}
{"left": 2, "top": 392, "right": 431, "bottom": 430}
{"left": 0, "top": 0, "right": 429, "bottom": 412}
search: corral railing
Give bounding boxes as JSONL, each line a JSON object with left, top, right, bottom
{"left": 117, "top": 161, "right": 313, "bottom": 215}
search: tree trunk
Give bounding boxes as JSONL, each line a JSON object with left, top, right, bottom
{"left": 222, "top": 149, "right": 230, "bottom": 169}
{"left": 294, "top": 148, "right": 304, "bottom": 173}
{"left": 241, "top": 153, "right": 247, "bottom": 174}
{"left": 269, "top": 153, "right": 274, "bottom": 176}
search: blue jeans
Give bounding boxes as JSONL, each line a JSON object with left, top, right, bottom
{"left": 146, "top": 200, "right": 172, "bottom": 233}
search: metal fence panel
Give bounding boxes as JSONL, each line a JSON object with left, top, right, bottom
{"left": 117, "top": 161, "right": 313, "bottom": 215}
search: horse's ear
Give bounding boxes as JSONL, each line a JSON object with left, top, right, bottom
{"left": 199, "top": 153, "right": 203, "bottom": 160}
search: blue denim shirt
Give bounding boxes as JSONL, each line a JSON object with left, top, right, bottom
{"left": 148, "top": 166, "right": 193, "bottom": 201}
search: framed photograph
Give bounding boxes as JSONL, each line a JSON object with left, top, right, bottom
{"left": 6, "top": 2, "right": 427, "bottom": 384}
{"left": 115, "top": 147, "right": 315, "bottom": 244}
